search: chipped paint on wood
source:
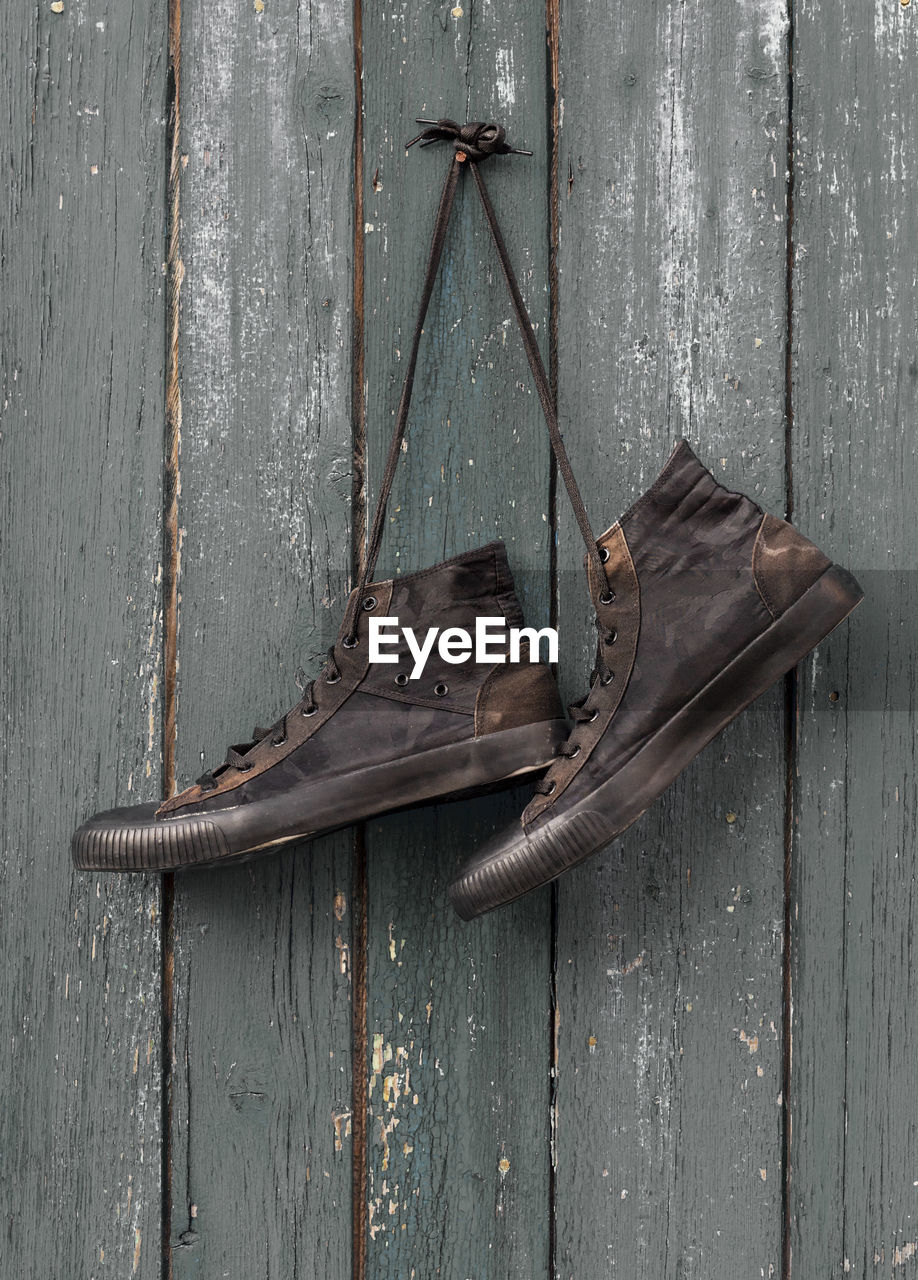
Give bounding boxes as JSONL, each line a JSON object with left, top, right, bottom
{"left": 4, "top": 0, "right": 910, "bottom": 1271}
{"left": 789, "top": 0, "right": 918, "bottom": 1271}
{"left": 360, "top": 0, "right": 554, "bottom": 1270}
{"left": 552, "top": 0, "right": 789, "bottom": 1273}
{"left": 0, "top": 1, "right": 166, "bottom": 1273}
{"left": 167, "top": 0, "right": 356, "bottom": 1274}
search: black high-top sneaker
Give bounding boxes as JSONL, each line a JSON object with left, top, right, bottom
{"left": 449, "top": 442, "right": 863, "bottom": 918}
{"left": 73, "top": 117, "right": 567, "bottom": 874}
{"left": 72, "top": 542, "right": 566, "bottom": 871}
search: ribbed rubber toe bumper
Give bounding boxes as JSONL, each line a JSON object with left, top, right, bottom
{"left": 72, "top": 803, "right": 230, "bottom": 872}
{"left": 449, "top": 808, "right": 615, "bottom": 920}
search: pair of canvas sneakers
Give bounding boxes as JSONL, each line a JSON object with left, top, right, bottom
{"left": 71, "top": 120, "right": 863, "bottom": 919}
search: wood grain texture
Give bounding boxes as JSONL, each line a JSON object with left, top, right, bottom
{"left": 168, "top": 1, "right": 356, "bottom": 1274}
{"left": 552, "top": 1, "right": 791, "bottom": 1274}
{"left": 4, "top": 0, "right": 911, "bottom": 1273}
{"left": 788, "top": 0, "right": 918, "bottom": 1273}
{"left": 359, "top": 2, "right": 554, "bottom": 1273}
{"left": 0, "top": 1, "right": 166, "bottom": 1274}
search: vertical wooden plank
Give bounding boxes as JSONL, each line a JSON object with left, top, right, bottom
{"left": 789, "top": 1, "right": 918, "bottom": 1273}
{"left": 168, "top": 1, "right": 356, "bottom": 1273}
{"left": 553, "top": 1, "right": 790, "bottom": 1274}
{"left": 0, "top": 1, "right": 165, "bottom": 1274}
{"left": 359, "top": 4, "right": 553, "bottom": 1273}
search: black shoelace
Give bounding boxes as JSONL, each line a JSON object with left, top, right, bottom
{"left": 197, "top": 115, "right": 612, "bottom": 793}
{"left": 534, "top": 617, "right": 618, "bottom": 796}
{"left": 343, "top": 117, "right": 608, "bottom": 641}
{"left": 196, "top": 647, "right": 343, "bottom": 790}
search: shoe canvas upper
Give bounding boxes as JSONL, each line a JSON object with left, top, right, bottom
{"left": 158, "top": 541, "right": 559, "bottom": 817}
{"left": 523, "top": 440, "right": 826, "bottom": 827}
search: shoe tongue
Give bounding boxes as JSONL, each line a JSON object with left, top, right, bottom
{"left": 580, "top": 440, "right": 712, "bottom": 601}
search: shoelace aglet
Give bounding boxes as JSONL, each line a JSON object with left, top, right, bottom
{"left": 406, "top": 120, "right": 442, "bottom": 149}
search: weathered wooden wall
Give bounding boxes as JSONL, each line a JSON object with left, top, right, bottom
{"left": 552, "top": 1, "right": 790, "bottom": 1273}
{"left": 360, "top": 5, "right": 554, "bottom": 1274}
{"left": 789, "top": 0, "right": 918, "bottom": 1273}
{"left": 2, "top": 0, "right": 914, "bottom": 1277}
{"left": 167, "top": 1, "right": 357, "bottom": 1274}
{"left": 1, "top": 2, "right": 165, "bottom": 1274}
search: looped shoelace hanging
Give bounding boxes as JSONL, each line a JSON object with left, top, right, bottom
{"left": 196, "top": 114, "right": 612, "bottom": 793}
{"left": 342, "top": 114, "right": 610, "bottom": 642}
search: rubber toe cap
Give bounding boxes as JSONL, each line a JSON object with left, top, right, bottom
{"left": 71, "top": 802, "right": 228, "bottom": 872}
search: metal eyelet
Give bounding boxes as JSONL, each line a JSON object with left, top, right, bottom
{"left": 605, "top": 628, "right": 617, "bottom": 645}
{"left": 588, "top": 708, "right": 599, "bottom": 722}
{"left": 394, "top": 672, "right": 409, "bottom": 687}
{"left": 600, "top": 670, "right": 615, "bottom": 685}
{"left": 434, "top": 682, "right": 449, "bottom": 697}
{"left": 325, "top": 671, "right": 342, "bottom": 685}
{"left": 599, "top": 590, "right": 615, "bottom": 606}
{"left": 565, "top": 744, "right": 582, "bottom": 759}
{"left": 200, "top": 781, "right": 217, "bottom": 793}
{"left": 544, "top": 780, "right": 557, "bottom": 794}
{"left": 302, "top": 703, "right": 318, "bottom": 717}
{"left": 271, "top": 733, "right": 287, "bottom": 747}
{"left": 599, "top": 546, "right": 610, "bottom": 563}
{"left": 238, "top": 762, "right": 254, "bottom": 773}
{"left": 363, "top": 596, "right": 377, "bottom": 611}
{"left": 342, "top": 634, "right": 358, "bottom": 649}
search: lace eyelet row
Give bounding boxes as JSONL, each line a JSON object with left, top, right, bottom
{"left": 199, "top": 630, "right": 356, "bottom": 787}
{"left": 392, "top": 673, "right": 448, "bottom": 696}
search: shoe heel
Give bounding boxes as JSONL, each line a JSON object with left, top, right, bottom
{"left": 774, "top": 562, "right": 863, "bottom": 661}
